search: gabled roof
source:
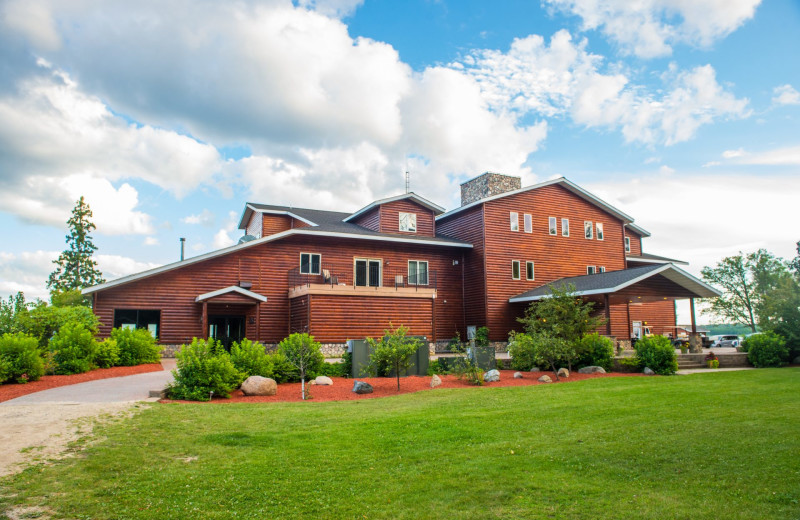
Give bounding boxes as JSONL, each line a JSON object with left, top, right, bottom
{"left": 343, "top": 192, "right": 446, "bottom": 222}
{"left": 196, "top": 286, "right": 267, "bottom": 302}
{"left": 627, "top": 252, "right": 687, "bottom": 265}
{"left": 436, "top": 176, "right": 636, "bottom": 224}
{"left": 237, "top": 203, "right": 336, "bottom": 230}
{"left": 508, "top": 264, "right": 721, "bottom": 303}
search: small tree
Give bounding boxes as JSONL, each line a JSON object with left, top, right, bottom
{"left": 279, "top": 333, "right": 324, "bottom": 400}
{"left": 47, "top": 196, "right": 105, "bottom": 294}
{"left": 365, "top": 325, "right": 422, "bottom": 390}
{"left": 0, "top": 292, "right": 26, "bottom": 335}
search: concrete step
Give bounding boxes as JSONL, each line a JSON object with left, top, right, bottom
{"left": 677, "top": 363, "right": 706, "bottom": 369}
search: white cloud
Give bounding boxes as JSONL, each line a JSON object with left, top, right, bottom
{"left": 211, "top": 211, "right": 240, "bottom": 250}
{"left": 0, "top": 250, "right": 58, "bottom": 301}
{"left": 296, "top": 0, "right": 364, "bottom": 18}
{"left": 544, "top": 0, "right": 762, "bottom": 58}
{"left": 181, "top": 209, "right": 216, "bottom": 227}
{"left": 95, "top": 254, "right": 160, "bottom": 282}
{"left": 144, "top": 237, "right": 159, "bottom": 246}
{"left": 721, "top": 145, "right": 800, "bottom": 166}
{"left": 772, "top": 84, "right": 800, "bottom": 106}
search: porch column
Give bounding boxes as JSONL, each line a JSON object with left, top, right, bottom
{"left": 688, "top": 298, "right": 702, "bottom": 353}
{"left": 690, "top": 298, "right": 697, "bottom": 334}
{"left": 202, "top": 301, "right": 208, "bottom": 339}
{"left": 604, "top": 294, "right": 611, "bottom": 335}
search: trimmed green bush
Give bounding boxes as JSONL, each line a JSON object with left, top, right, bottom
{"left": 575, "top": 333, "right": 615, "bottom": 370}
{"left": 316, "top": 361, "right": 347, "bottom": 378}
{"left": 94, "top": 338, "right": 120, "bottom": 369}
{"left": 508, "top": 332, "right": 539, "bottom": 371}
{"left": 634, "top": 335, "right": 678, "bottom": 375}
{"left": 167, "top": 338, "right": 244, "bottom": 401}
{"left": 0, "top": 332, "right": 45, "bottom": 384}
{"left": 268, "top": 351, "right": 301, "bottom": 383}
{"left": 16, "top": 304, "right": 99, "bottom": 348}
{"left": 49, "top": 322, "right": 97, "bottom": 375}
{"left": 111, "top": 327, "right": 161, "bottom": 366}
{"left": 230, "top": 338, "right": 273, "bottom": 378}
{"left": 744, "top": 332, "right": 789, "bottom": 368}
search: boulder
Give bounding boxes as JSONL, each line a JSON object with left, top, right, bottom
{"left": 578, "top": 366, "right": 606, "bottom": 374}
{"left": 528, "top": 367, "right": 541, "bottom": 373}
{"left": 483, "top": 369, "right": 500, "bottom": 382}
{"left": 537, "top": 375, "right": 552, "bottom": 383}
{"left": 557, "top": 368, "right": 570, "bottom": 378}
{"left": 513, "top": 372, "right": 523, "bottom": 379}
{"left": 644, "top": 367, "right": 655, "bottom": 375}
{"left": 314, "top": 376, "right": 333, "bottom": 386}
{"left": 430, "top": 374, "right": 442, "bottom": 388}
{"left": 352, "top": 380, "right": 373, "bottom": 394}
{"left": 241, "top": 376, "right": 277, "bottom": 396}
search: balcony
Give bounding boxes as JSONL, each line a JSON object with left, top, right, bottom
{"left": 287, "top": 264, "right": 437, "bottom": 299}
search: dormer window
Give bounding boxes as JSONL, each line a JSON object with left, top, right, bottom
{"left": 399, "top": 212, "right": 416, "bottom": 232}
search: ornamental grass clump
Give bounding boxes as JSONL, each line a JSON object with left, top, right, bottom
{"left": 633, "top": 335, "right": 678, "bottom": 375}
{"left": 167, "top": 338, "right": 244, "bottom": 401}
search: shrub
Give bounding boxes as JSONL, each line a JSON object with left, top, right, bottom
{"left": 268, "top": 351, "right": 301, "bottom": 383}
{"left": 17, "top": 304, "right": 99, "bottom": 349}
{"left": 279, "top": 333, "right": 324, "bottom": 399}
{"left": 634, "top": 335, "right": 678, "bottom": 375}
{"left": 427, "top": 358, "right": 446, "bottom": 376}
{"left": 340, "top": 350, "right": 352, "bottom": 378}
{"left": 365, "top": 325, "right": 423, "bottom": 391}
{"left": 230, "top": 338, "right": 273, "bottom": 378}
{"left": 94, "top": 338, "right": 120, "bottom": 369}
{"left": 111, "top": 327, "right": 161, "bottom": 365}
{"left": 744, "top": 332, "right": 789, "bottom": 368}
{"left": 316, "top": 361, "right": 347, "bottom": 378}
{"left": 508, "top": 331, "right": 539, "bottom": 371}
{"left": 575, "top": 333, "right": 615, "bottom": 371}
{"left": 167, "top": 338, "right": 244, "bottom": 401}
{"left": 49, "top": 322, "right": 97, "bottom": 375}
{"left": 0, "top": 333, "right": 45, "bottom": 384}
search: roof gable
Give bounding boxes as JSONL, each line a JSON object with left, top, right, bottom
{"left": 343, "top": 193, "right": 445, "bottom": 223}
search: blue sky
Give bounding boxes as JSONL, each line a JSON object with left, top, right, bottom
{"left": 0, "top": 0, "right": 798, "bottom": 324}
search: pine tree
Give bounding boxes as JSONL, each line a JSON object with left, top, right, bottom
{"left": 47, "top": 197, "right": 105, "bottom": 292}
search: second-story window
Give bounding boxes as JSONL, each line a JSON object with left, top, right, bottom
{"left": 399, "top": 212, "right": 416, "bottom": 232}
{"left": 408, "top": 260, "right": 429, "bottom": 285}
{"left": 526, "top": 261, "right": 535, "bottom": 280}
{"left": 587, "top": 265, "right": 596, "bottom": 275}
{"left": 584, "top": 221, "right": 593, "bottom": 239}
{"left": 562, "top": 218, "right": 569, "bottom": 237}
{"left": 524, "top": 214, "right": 532, "bottom": 233}
{"left": 512, "top": 260, "right": 521, "bottom": 280}
{"left": 510, "top": 212, "right": 519, "bottom": 231}
{"left": 548, "top": 217, "right": 557, "bottom": 235}
{"left": 625, "top": 236, "right": 631, "bottom": 253}
{"left": 300, "top": 253, "right": 321, "bottom": 275}
{"left": 597, "top": 223, "right": 604, "bottom": 241}
{"left": 598, "top": 266, "right": 606, "bottom": 273}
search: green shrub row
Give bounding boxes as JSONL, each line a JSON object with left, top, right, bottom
{"left": 743, "top": 332, "right": 789, "bottom": 368}
{"left": 508, "top": 332, "right": 615, "bottom": 372}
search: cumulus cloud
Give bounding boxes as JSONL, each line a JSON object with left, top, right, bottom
{"left": 95, "top": 254, "right": 161, "bottom": 281}
{"left": 211, "top": 211, "right": 241, "bottom": 250}
{"left": 0, "top": 250, "right": 58, "bottom": 301}
{"left": 181, "top": 209, "right": 216, "bottom": 227}
{"left": 772, "top": 84, "right": 800, "bottom": 106}
{"left": 720, "top": 145, "right": 800, "bottom": 166}
{"left": 544, "top": 0, "right": 762, "bottom": 58}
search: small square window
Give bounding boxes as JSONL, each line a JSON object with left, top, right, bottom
{"left": 584, "top": 221, "right": 593, "bottom": 240}
{"left": 561, "top": 218, "right": 569, "bottom": 237}
{"left": 625, "top": 236, "right": 631, "bottom": 253}
{"left": 526, "top": 261, "right": 535, "bottom": 281}
{"left": 512, "top": 260, "right": 521, "bottom": 280}
{"left": 548, "top": 217, "right": 557, "bottom": 236}
{"left": 510, "top": 212, "right": 519, "bottom": 232}
{"left": 300, "top": 253, "right": 321, "bottom": 274}
{"left": 598, "top": 266, "right": 606, "bottom": 273}
{"left": 524, "top": 214, "right": 532, "bottom": 233}
{"left": 399, "top": 212, "right": 417, "bottom": 232}
{"left": 597, "top": 223, "right": 604, "bottom": 241}
{"left": 587, "top": 265, "right": 596, "bottom": 275}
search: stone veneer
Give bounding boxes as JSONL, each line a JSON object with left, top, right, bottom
{"left": 160, "top": 342, "right": 441, "bottom": 358}
{"left": 460, "top": 172, "right": 522, "bottom": 206}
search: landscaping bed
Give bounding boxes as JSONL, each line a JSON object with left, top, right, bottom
{"left": 0, "top": 363, "right": 164, "bottom": 403}
{"left": 161, "top": 369, "right": 646, "bottom": 404}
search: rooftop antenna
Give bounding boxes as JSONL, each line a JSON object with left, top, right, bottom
{"left": 180, "top": 237, "right": 186, "bottom": 261}
{"left": 405, "top": 161, "right": 410, "bottom": 194}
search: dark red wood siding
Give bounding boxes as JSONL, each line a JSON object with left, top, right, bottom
{"left": 625, "top": 230, "right": 643, "bottom": 255}
{"left": 377, "top": 199, "right": 436, "bottom": 237}
{"left": 351, "top": 207, "right": 380, "bottom": 232}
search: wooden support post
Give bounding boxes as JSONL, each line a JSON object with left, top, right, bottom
{"left": 255, "top": 302, "right": 261, "bottom": 342}
{"left": 202, "top": 301, "right": 208, "bottom": 339}
{"left": 604, "top": 294, "right": 611, "bottom": 335}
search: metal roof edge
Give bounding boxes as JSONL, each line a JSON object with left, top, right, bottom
{"left": 343, "top": 193, "right": 446, "bottom": 223}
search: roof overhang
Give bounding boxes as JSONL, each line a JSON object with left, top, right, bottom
{"left": 509, "top": 264, "right": 721, "bottom": 303}
{"left": 83, "top": 228, "right": 471, "bottom": 295}
{"left": 195, "top": 286, "right": 267, "bottom": 303}
{"left": 625, "top": 222, "right": 652, "bottom": 238}
{"left": 237, "top": 204, "right": 318, "bottom": 230}
{"left": 626, "top": 254, "right": 688, "bottom": 266}
{"left": 343, "top": 193, "right": 446, "bottom": 223}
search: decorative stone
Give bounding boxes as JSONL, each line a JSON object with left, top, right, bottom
{"left": 241, "top": 376, "right": 277, "bottom": 396}
{"left": 557, "top": 368, "right": 570, "bottom": 378}
{"left": 528, "top": 367, "right": 541, "bottom": 373}
{"left": 513, "top": 372, "right": 523, "bottom": 379}
{"left": 483, "top": 369, "right": 500, "bottom": 382}
{"left": 644, "top": 367, "right": 655, "bottom": 375}
{"left": 430, "top": 374, "right": 442, "bottom": 388}
{"left": 352, "top": 380, "right": 373, "bottom": 394}
{"left": 578, "top": 366, "right": 606, "bottom": 374}
{"left": 537, "top": 375, "right": 552, "bottom": 383}
{"left": 314, "top": 376, "right": 333, "bottom": 386}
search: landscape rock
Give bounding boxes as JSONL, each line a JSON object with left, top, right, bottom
{"left": 513, "top": 372, "right": 523, "bottom": 379}
{"left": 557, "top": 368, "right": 570, "bottom": 378}
{"left": 578, "top": 366, "right": 606, "bottom": 374}
{"left": 352, "top": 380, "right": 373, "bottom": 394}
{"left": 528, "top": 367, "right": 541, "bottom": 373}
{"left": 644, "top": 367, "right": 655, "bottom": 375}
{"left": 314, "top": 376, "right": 333, "bottom": 386}
{"left": 537, "top": 375, "right": 552, "bottom": 383}
{"left": 241, "top": 376, "right": 277, "bottom": 396}
{"left": 483, "top": 369, "right": 500, "bottom": 382}
{"left": 430, "top": 374, "right": 442, "bottom": 388}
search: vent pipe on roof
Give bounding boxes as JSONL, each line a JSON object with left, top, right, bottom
{"left": 180, "top": 237, "right": 186, "bottom": 261}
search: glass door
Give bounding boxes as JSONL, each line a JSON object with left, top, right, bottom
{"left": 354, "top": 259, "right": 381, "bottom": 287}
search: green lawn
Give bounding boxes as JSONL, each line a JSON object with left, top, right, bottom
{"left": 2, "top": 369, "right": 799, "bottom": 519}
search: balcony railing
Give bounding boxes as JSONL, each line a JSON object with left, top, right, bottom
{"left": 288, "top": 264, "right": 437, "bottom": 293}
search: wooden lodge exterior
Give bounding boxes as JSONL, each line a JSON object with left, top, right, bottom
{"left": 84, "top": 173, "right": 720, "bottom": 352}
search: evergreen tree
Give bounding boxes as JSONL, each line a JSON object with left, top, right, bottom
{"left": 47, "top": 197, "right": 105, "bottom": 292}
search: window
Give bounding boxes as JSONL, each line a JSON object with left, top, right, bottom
{"left": 355, "top": 258, "right": 381, "bottom": 287}
{"left": 408, "top": 260, "right": 429, "bottom": 285}
{"left": 548, "top": 216, "right": 557, "bottom": 235}
{"left": 596, "top": 223, "right": 604, "bottom": 241}
{"left": 300, "top": 253, "right": 321, "bottom": 274}
{"left": 399, "top": 212, "right": 416, "bottom": 232}
{"left": 526, "top": 261, "right": 535, "bottom": 281}
{"left": 512, "top": 260, "right": 521, "bottom": 280}
{"left": 598, "top": 266, "right": 606, "bottom": 273}
{"left": 562, "top": 218, "right": 569, "bottom": 237}
{"left": 524, "top": 214, "right": 532, "bottom": 233}
{"left": 113, "top": 309, "right": 160, "bottom": 338}
{"left": 510, "top": 212, "right": 519, "bottom": 231}
{"left": 584, "top": 221, "right": 593, "bottom": 239}
{"left": 625, "top": 236, "right": 631, "bottom": 253}
{"left": 587, "top": 266, "right": 596, "bottom": 275}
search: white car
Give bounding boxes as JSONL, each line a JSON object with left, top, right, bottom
{"left": 710, "top": 335, "right": 740, "bottom": 348}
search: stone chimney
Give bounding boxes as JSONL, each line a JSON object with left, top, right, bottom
{"left": 460, "top": 172, "right": 522, "bottom": 206}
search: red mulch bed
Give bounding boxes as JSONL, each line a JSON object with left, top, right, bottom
{"left": 161, "top": 370, "right": 646, "bottom": 404}
{"left": 0, "top": 364, "right": 165, "bottom": 403}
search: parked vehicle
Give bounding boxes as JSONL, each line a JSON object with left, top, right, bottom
{"left": 709, "top": 335, "right": 741, "bottom": 348}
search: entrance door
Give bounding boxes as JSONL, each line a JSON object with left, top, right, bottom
{"left": 632, "top": 321, "right": 642, "bottom": 340}
{"left": 208, "top": 315, "right": 246, "bottom": 350}
{"left": 354, "top": 259, "right": 381, "bottom": 287}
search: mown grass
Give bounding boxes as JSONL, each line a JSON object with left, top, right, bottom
{"left": 1, "top": 369, "right": 799, "bottom": 519}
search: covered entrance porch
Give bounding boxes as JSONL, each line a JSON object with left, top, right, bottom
{"left": 195, "top": 286, "right": 268, "bottom": 348}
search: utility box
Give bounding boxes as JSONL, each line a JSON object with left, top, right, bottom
{"left": 469, "top": 344, "right": 496, "bottom": 371}
{"left": 349, "top": 336, "right": 429, "bottom": 378}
